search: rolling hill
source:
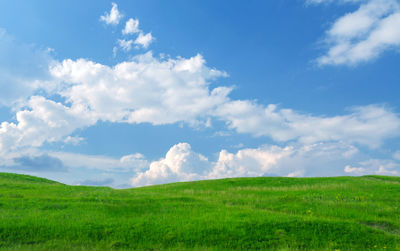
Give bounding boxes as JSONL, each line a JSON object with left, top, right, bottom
{"left": 0, "top": 172, "right": 399, "bottom": 250}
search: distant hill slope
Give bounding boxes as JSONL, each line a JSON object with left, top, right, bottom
{"left": 0, "top": 172, "right": 399, "bottom": 250}
{"left": 0, "top": 172, "right": 61, "bottom": 185}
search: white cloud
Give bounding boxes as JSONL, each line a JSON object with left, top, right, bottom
{"left": 50, "top": 53, "right": 229, "bottom": 125}
{"left": 313, "top": 0, "right": 400, "bottom": 66}
{"left": 344, "top": 159, "right": 399, "bottom": 175}
{"left": 64, "top": 136, "right": 85, "bottom": 145}
{"left": 118, "top": 39, "right": 134, "bottom": 51}
{"left": 344, "top": 165, "right": 366, "bottom": 174}
{"left": 2, "top": 140, "right": 397, "bottom": 187}
{"left": 134, "top": 32, "right": 154, "bottom": 48}
{"left": 100, "top": 2, "right": 123, "bottom": 25}
{"left": 0, "top": 53, "right": 229, "bottom": 153}
{"left": 1, "top": 51, "right": 399, "bottom": 154}
{"left": 100, "top": 4, "right": 154, "bottom": 51}
{"left": 131, "top": 141, "right": 394, "bottom": 187}
{"left": 215, "top": 101, "right": 400, "bottom": 148}
{"left": 0, "top": 96, "right": 96, "bottom": 153}
{"left": 51, "top": 151, "right": 148, "bottom": 172}
{"left": 131, "top": 143, "right": 211, "bottom": 186}
{"left": 122, "top": 18, "right": 140, "bottom": 35}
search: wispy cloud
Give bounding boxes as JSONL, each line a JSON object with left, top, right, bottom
{"left": 0, "top": 28, "right": 54, "bottom": 107}
{"left": 117, "top": 39, "right": 134, "bottom": 51}
{"left": 312, "top": 0, "right": 400, "bottom": 66}
{"left": 1, "top": 154, "right": 68, "bottom": 172}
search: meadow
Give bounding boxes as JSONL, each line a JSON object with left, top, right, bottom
{"left": 0, "top": 172, "right": 399, "bottom": 250}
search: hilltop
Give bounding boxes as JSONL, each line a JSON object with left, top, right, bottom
{"left": 0, "top": 172, "right": 399, "bottom": 250}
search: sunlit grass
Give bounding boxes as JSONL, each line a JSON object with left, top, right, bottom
{"left": 0, "top": 173, "right": 399, "bottom": 250}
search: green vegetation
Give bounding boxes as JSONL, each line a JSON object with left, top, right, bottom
{"left": 0, "top": 173, "right": 399, "bottom": 250}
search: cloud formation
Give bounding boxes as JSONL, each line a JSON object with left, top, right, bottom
{"left": 122, "top": 18, "right": 140, "bottom": 35}
{"left": 134, "top": 32, "right": 154, "bottom": 48}
{"left": 131, "top": 142, "right": 399, "bottom": 187}
{"left": 312, "top": 0, "right": 400, "bottom": 66}
{"left": 215, "top": 102, "right": 400, "bottom": 148}
{"left": 100, "top": 2, "right": 123, "bottom": 25}
{"left": 118, "top": 39, "right": 134, "bottom": 51}
{"left": 1, "top": 50, "right": 399, "bottom": 155}
{"left": 1, "top": 1, "right": 400, "bottom": 187}
{"left": 103, "top": 5, "right": 154, "bottom": 52}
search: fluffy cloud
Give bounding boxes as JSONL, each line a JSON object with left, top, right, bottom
{"left": 2, "top": 140, "right": 397, "bottom": 187}
{"left": 1, "top": 51, "right": 399, "bottom": 154}
{"left": 0, "top": 96, "right": 96, "bottom": 153}
{"left": 100, "top": 2, "right": 123, "bottom": 25}
{"left": 122, "top": 18, "right": 140, "bottom": 35}
{"left": 101, "top": 4, "right": 154, "bottom": 52}
{"left": 313, "top": 0, "right": 400, "bottom": 66}
{"left": 131, "top": 141, "right": 398, "bottom": 187}
{"left": 134, "top": 32, "right": 154, "bottom": 48}
{"left": 131, "top": 143, "right": 211, "bottom": 186}
{"left": 0, "top": 52, "right": 229, "bottom": 153}
{"left": 50, "top": 52, "right": 229, "bottom": 125}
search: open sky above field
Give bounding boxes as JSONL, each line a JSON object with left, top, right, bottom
{"left": 0, "top": 0, "right": 400, "bottom": 187}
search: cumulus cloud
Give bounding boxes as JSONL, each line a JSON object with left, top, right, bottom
{"left": 1, "top": 2, "right": 400, "bottom": 187}
{"left": 131, "top": 143, "right": 212, "bottom": 186}
{"left": 312, "top": 0, "right": 400, "bottom": 66}
{"left": 50, "top": 52, "right": 229, "bottom": 125}
{"left": 100, "top": 2, "right": 123, "bottom": 25}
{"left": 1, "top": 50, "right": 399, "bottom": 154}
{"left": 122, "top": 18, "right": 140, "bottom": 35}
{"left": 0, "top": 96, "right": 96, "bottom": 153}
{"left": 0, "top": 52, "right": 230, "bottom": 153}
{"left": 134, "top": 32, "right": 154, "bottom": 48}
{"left": 131, "top": 141, "right": 394, "bottom": 187}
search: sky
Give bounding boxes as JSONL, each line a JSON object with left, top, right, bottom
{"left": 0, "top": 0, "right": 400, "bottom": 188}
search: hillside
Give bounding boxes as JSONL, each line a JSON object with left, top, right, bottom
{"left": 0, "top": 173, "right": 399, "bottom": 250}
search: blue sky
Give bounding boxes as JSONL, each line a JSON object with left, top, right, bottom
{"left": 0, "top": 0, "right": 400, "bottom": 187}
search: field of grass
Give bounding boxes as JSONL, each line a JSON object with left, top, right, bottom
{"left": 0, "top": 173, "right": 399, "bottom": 250}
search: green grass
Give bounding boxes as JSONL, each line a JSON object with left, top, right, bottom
{"left": 0, "top": 173, "right": 399, "bottom": 250}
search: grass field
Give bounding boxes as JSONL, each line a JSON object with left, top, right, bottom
{"left": 0, "top": 173, "right": 399, "bottom": 250}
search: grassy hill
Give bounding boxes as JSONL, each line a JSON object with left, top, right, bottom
{"left": 0, "top": 173, "right": 399, "bottom": 250}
